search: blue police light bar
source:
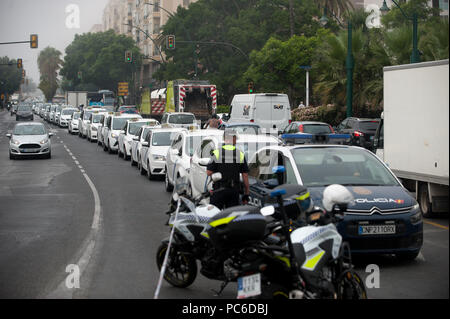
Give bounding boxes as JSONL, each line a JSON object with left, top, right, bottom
{"left": 281, "top": 133, "right": 351, "bottom": 145}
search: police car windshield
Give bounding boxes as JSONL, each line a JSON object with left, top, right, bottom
{"left": 152, "top": 132, "right": 173, "bottom": 146}
{"left": 291, "top": 147, "right": 399, "bottom": 187}
{"left": 169, "top": 114, "right": 195, "bottom": 124}
{"left": 128, "top": 122, "right": 147, "bottom": 135}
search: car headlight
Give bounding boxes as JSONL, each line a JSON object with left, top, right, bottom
{"left": 40, "top": 138, "right": 49, "bottom": 145}
{"left": 92, "top": 126, "right": 98, "bottom": 131}
{"left": 111, "top": 133, "right": 117, "bottom": 139}
{"left": 410, "top": 204, "right": 422, "bottom": 224}
{"left": 11, "top": 139, "right": 20, "bottom": 145}
{"left": 153, "top": 154, "right": 166, "bottom": 161}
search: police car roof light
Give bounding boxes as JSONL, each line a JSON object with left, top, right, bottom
{"left": 281, "top": 133, "right": 351, "bottom": 145}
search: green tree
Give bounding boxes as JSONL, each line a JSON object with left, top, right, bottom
{"left": 244, "top": 30, "right": 328, "bottom": 105}
{"left": 37, "top": 46, "right": 63, "bottom": 101}
{"left": 60, "top": 30, "right": 141, "bottom": 93}
{"left": 155, "top": 0, "right": 322, "bottom": 104}
{"left": 0, "top": 57, "right": 22, "bottom": 96}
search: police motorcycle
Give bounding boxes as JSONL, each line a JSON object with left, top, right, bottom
{"left": 156, "top": 173, "right": 292, "bottom": 293}
{"left": 228, "top": 166, "right": 367, "bottom": 299}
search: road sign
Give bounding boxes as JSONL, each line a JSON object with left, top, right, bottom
{"left": 118, "top": 82, "right": 129, "bottom": 96}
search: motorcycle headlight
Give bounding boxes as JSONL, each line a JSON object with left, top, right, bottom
{"left": 153, "top": 154, "right": 166, "bottom": 161}
{"left": 410, "top": 204, "right": 422, "bottom": 224}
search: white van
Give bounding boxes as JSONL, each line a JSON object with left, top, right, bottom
{"left": 228, "top": 93, "right": 291, "bottom": 133}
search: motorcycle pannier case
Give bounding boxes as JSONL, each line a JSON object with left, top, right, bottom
{"left": 207, "top": 205, "right": 266, "bottom": 250}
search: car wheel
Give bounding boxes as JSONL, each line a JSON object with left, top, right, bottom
{"left": 147, "top": 161, "right": 155, "bottom": 180}
{"left": 131, "top": 155, "right": 137, "bottom": 166}
{"left": 165, "top": 169, "right": 174, "bottom": 192}
{"left": 108, "top": 142, "right": 114, "bottom": 154}
{"left": 118, "top": 147, "right": 123, "bottom": 158}
{"left": 419, "top": 184, "right": 434, "bottom": 218}
{"left": 139, "top": 158, "right": 145, "bottom": 175}
{"left": 9, "top": 152, "right": 15, "bottom": 160}
{"left": 103, "top": 140, "right": 108, "bottom": 152}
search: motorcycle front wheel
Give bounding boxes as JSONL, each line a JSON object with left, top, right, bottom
{"left": 156, "top": 242, "right": 197, "bottom": 288}
{"left": 336, "top": 270, "right": 367, "bottom": 299}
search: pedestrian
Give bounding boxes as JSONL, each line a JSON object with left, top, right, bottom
{"left": 206, "top": 129, "right": 250, "bottom": 209}
{"left": 207, "top": 114, "right": 220, "bottom": 129}
{"left": 298, "top": 101, "right": 305, "bottom": 108}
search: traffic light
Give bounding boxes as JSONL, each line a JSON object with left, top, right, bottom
{"left": 30, "top": 34, "right": 38, "bottom": 49}
{"left": 166, "top": 35, "right": 175, "bottom": 50}
{"left": 17, "top": 58, "right": 23, "bottom": 69}
{"left": 125, "top": 50, "right": 132, "bottom": 63}
{"left": 248, "top": 82, "right": 254, "bottom": 94}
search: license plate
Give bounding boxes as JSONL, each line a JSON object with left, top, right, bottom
{"left": 358, "top": 224, "right": 396, "bottom": 235}
{"left": 20, "top": 149, "right": 37, "bottom": 153}
{"left": 237, "top": 273, "right": 261, "bottom": 299}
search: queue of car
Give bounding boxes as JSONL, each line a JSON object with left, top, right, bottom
{"left": 6, "top": 98, "right": 422, "bottom": 262}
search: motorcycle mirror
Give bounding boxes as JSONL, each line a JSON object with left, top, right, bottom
{"left": 260, "top": 206, "right": 275, "bottom": 216}
{"left": 198, "top": 158, "right": 211, "bottom": 166}
{"left": 211, "top": 172, "right": 222, "bottom": 182}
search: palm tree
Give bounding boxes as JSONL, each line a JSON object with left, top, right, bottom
{"left": 37, "top": 47, "right": 63, "bottom": 101}
{"left": 315, "top": 0, "right": 354, "bottom": 19}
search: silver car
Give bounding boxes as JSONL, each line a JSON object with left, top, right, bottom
{"left": 7, "top": 122, "right": 53, "bottom": 159}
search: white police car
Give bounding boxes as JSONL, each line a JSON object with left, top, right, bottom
{"left": 118, "top": 118, "right": 159, "bottom": 160}
{"left": 247, "top": 133, "right": 423, "bottom": 260}
{"left": 164, "top": 129, "right": 224, "bottom": 192}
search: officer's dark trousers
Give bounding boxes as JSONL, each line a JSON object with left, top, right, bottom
{"left": 210, "top": 188, "right": 240, "bottom": 210}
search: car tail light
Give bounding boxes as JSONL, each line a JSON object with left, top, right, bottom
{"left": 299, "top": 124, "right": 304, "bottom": 132}
{"left": 289, "top": 119, "right": 292, "bottom": 124}
{"left": 354, "top": 131, "right": 364, "bottom": 137}
{"left": 250, "top": 119, "right": 254, "bottom": 122}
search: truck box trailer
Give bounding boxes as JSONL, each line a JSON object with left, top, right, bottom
{"left": 66, "top": 91, "right": 88, "bottom": 108}
{"left": 374, "top": 59, "right": 449, "bottom": 217}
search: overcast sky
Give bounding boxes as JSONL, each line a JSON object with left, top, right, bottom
{"left": 0, "top": 0, "right": 109, "bottom": 85}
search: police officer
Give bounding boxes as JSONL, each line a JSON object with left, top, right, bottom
{"left": 206, "top": 129, "right": 250, "bottom": 209}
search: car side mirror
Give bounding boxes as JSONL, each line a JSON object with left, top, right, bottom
{"left": 133, "top": 136, "right": 139, "bottom": 141}
{"left": 170, "top": 149, "right": 179, "bottom": 156}
{"left": 48, "top": 133, "right": 54, "bottom": 137}
{"left": 142, "top": 141, "right": 149, "bottom": 147}
{"left": 6, "top": 133, "right": 11, "bottom": 138}
{"left": 120, "top": 130, "right": 126, "bottom": 134}
{"left": 86, "top": 120, "right": 91, "bottom": 124}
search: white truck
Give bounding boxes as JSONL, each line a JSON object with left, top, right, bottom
{"left": 374, "top": 59, "right": 449, "bottom": 217}
{"left": 65, "top": 91, "right": 88, "bottom": 108}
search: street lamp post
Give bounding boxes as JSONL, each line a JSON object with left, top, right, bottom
{"left": 380, "top": 0, "right": 420, "bottom": 63}
{"left": 299, "top": 66, "right": 311, "bottom": 107}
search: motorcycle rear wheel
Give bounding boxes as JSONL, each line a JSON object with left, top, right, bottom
{"left": 156, "top": 242, "right": 197, "bottom": 288}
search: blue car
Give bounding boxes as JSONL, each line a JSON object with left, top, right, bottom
{"left": 247, "top": 135, "right": 423, "bottom": 261}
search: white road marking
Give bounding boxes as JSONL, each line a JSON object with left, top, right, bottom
{"left": 45, "top": 141, "right": 102, "bottom": 299}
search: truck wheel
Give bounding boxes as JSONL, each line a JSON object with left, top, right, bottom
{"left": 419, "top": 184, "right": 434, "bottom": 218}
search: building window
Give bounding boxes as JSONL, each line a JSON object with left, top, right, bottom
{"left": 153, "top": 17, "right": 160, "bottom": 34}
{"left": 154, "top": 1, "right": 160, "bottom": 12}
